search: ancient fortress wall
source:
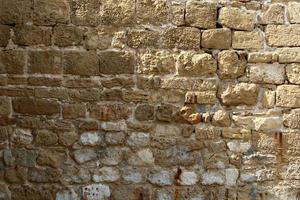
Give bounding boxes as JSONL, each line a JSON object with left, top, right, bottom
{"left": 0, "top": 0, "right": 300, "bottom": 199}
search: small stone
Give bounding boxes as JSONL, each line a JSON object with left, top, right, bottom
{"left": 100, "top": 147, "right": 123, "bottom": 165}
{"left": 127, "top": 132, "right": 150, "bottom": 147}
{"left": 177, "top": 51, "right": 217, "bottom": 76}
{"left": 201, "top": 28, "right": 231, "bottom": 49}
{"left": 179, "top": 170, "right": 199, "bottom": 186}
{"left": 171, "top": 2, "right": 185, "bottom": 26}
{"left": 162, "top": 27, "right": 201, "bottom": 50}
{"left": 148, "top": 169, "right": 173, "bottom": 186}
{"left": 283, "top": 109, "right": 300, "bottom": 129}
{"left": 99, "top": 51, "right": 135, "bottom": 74}
{"left": 0, "top": 97, "right": 11, "bottom": 116}
{"left": 248, "top": 52, "right": 277, "bottom": 63}
{"left": 82, "top": 184, "right": 110, "bottom": 200}
{"left": 218, "top": 50, "right": 247, "bottom": 79}
{"left": 101, "top": 121, "right": 127, "bottom": 132}
{"left": 156, "top": 104, "right": 173, "bottom": 122}
{"left": 12, "top": 128, "right": 33, "bottom": 146}
{"left": 288, "top": 2, "right": 300, "bottom": 24}
{"left": 227, "top": 140, "right": 251, "bottom": 153}
{"left": 128, "top": 148, "right": 155, "bottom": 166}
{"left": 35, "top": 129, "right": 58, "bottom": 146}
{"left": 260, "top": 4, "right": 285, "bottom": 24}
{"left": 286, "top": 64, "right": 300, "bottom": 84}
{"left": 233, "top": 31, "right": 264, "bottom": 50}
{"left": 249, "top": 64, "right": 285, "bottom": 84}
{"left": 80, "top": 132, "right": 101, "bottom": 146}
{"left": 93, "top": 167, "right": 120, "bottom": 182}
{"left": 90, "top": 104, "right": 129, "bottom": 121}
{"left": 185, "top": 91, "right": 216, "bottom": 105}
{"left": 56, "top": 189, "right": 78, "bottom": 200}
{"left": 122, "top": 166, "right": 145, "bottom": 184}
{"left": 219, "top": 83, "right": 259, "bottom": 106}
{"left": 134, "top": 104, "right": 154, "bottom": 121}
{"left": 266, "top": 25, "right": 300, "bottom": 47}
{"left": 185, "top": 0, "right": 217, "bottom": 29}
{"left": 202, "top": 171, "right": 224, "bottom": 185}
{"left": 261, "top": 89, "right": 275, "bottom": 108}
{"left": 73, "top": 149, "right": 97, "bottom": 164}
{"left": 105, "top": 132, "right": 126, "bottom": 145}
{"left": 219, "top": 7, "right": 256, "bottom": 31}
{"left": 225, "top": 168, "right": 239, "bottom": 186}
{"left": 276, "top": 85, "right": 300, "bottom": 108}
{"left": 58, "top": 131, "right": 78, "bottom": 146}
{"left": 212, "top": 110, "right": 231, "bottom": 127}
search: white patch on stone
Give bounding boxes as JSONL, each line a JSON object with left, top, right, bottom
{"left": 148, "top": 170, "right": 173, "bottom": 186}
{"left": 12, "top": 129, "right": 33, "bottom": 145}
{"left": 202, "top": 171, "right": 224, "bottom": 185}
{"left": 227, "top": 140, "right": 251, "bottom": 153}
{"left": 82, "top": 184, "right": 110, "bottom": 200}
{"left": 127, "top": 132, "right": 150, "bottom": 147}
{"left": 93, "top": 167, "right": 120, "bottom": 182}
{"left": 56, "top": 189, "right": 78, "bottom": 200}
{"left": 101, "top": 121, "right": 127, "bottom": 131}
{"left": 180, "top": 170, "right": 199, "bottom": 185}
{"left": 80, "top": 132, "right": 100, "bottom": 146}
{"left": 225, "top": 168, "right": 239, "bottom": 186}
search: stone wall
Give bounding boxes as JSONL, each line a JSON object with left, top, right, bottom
{"left": 0, "top": 0, "right": 300, "bottom": 199}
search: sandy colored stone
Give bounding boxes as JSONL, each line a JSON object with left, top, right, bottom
{"left": 260, "top": 4, "right": 285, "bottom": 24}
{"left": 218, "top": 50, "right": 247, "bottom": 79}
{"left": 136, "top": 0, "right": 169, "bottom": 25}
{"left": 185, "top": 91, "right": 216, "bottom": 105}
{"left": 219, "top": 83, "right": 259, "bottom": 106}
{"left": 0, "top": 0, "right": 33, "bottom": 24}
{"left": 286, "top": 64, "right": 300, "bottom": 84}
{"left": 101, "top": 0, "right": 135, "bottom": 26}
{"left": 186, "top": 0, "right": 217, "bottom": 29}
{"left": 288, "top": 2, "right": 300, "bottom": 23}
{"left": 266, "top": 25, "right": 300, "bottom": 47}
{"left": 63, "top": 104, "right": 86, "bottom": 119}
{"left": 177, "top": 51, "right": 217, "bottom": 76}
{"left": 71, "top": 0, "right": 101, "bottom": 26}
{"left": 277, "top": 48, "right": 300, "bottom": 63}
{"left": 283, "top": 109, "right": 300, "bottom": 129}
{"left": 261, "top": 89, "right": 275, "bottom": 108}
{"left": 212, "top": 110, "right": 231, "bottom": 127}
{"left": 249, "top": 64, "right": 285, "bottom": 84}
{"left": 171, "top": 2, "right": 185, "bottom": 26}
{"left": 248, "top": 52, "right": 277, "bottom": 63}
{"left": 138, "top": 50, "right": 175, "bottom": 74}
{"left": 126, "top": 29, "right": 159, "bottom": 49}
{"left": 161, "top": 78, "right": 217, "bottom": 91}
{"left": 201, "top": 28, "right": 231, "bottom": 49}
{"left": 276, "top": 85, "right": 300, "bottom": 108}
{"left": 233, "top": 31, "right": 263, "bottom": 50}
{"left": 219, "top": 7, "right": 256, "bottom": 31}
{"left": 162, "top": 27, "right": 201, "bottom": 50}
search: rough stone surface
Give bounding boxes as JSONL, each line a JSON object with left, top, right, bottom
{"left": 219, "top": 7, "right": 256, "bottom": 31}
{"left": 0, "top": 1, "right": 299, "bottom": 199}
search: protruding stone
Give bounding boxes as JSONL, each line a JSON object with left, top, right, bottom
{"left": 177, "top": 51, "right": 217, "bottom": 76}
{"left": 218, "top": 50, "right": 247, "bottom": 79}
{"left": 219, "top": 83, "right": 259, "bottom": 106}
{"left": 212, "top": 110, "right": 231, "bottom": 127}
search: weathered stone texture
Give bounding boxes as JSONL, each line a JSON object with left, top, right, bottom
{"left": 0, "top": 1, "right": 299, "bottom": 199}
